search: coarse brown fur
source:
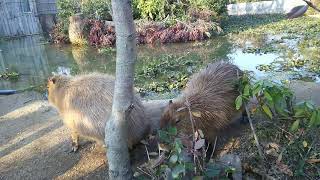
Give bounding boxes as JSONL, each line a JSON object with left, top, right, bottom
{"left": 47, "top": 73, "right": 150, "bottom": 151}
{"left": 160, "top": 61, "right": 243, "bottom": 142}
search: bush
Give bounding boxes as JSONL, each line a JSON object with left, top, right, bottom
{"left": 134, "top": 0, "right": 228, "bottom": 21}
{"left": 81, "top": 0, "right": 112, "bottom": 20}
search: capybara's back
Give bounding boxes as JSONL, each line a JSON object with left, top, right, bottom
{"left": 47, "top": 73, "right": 150, "bottom": 150}
{"left": 160, "top": 61, "right": 243, "bottom": 141}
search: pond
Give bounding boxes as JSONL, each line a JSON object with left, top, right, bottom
{"left": 0, "top": 33, "right": 319, "bottom": 98}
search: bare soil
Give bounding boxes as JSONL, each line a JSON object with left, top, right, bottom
{"left": 0, "top": 91, "right": 108, "bottom": 179}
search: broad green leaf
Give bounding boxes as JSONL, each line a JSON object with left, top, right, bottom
{"left": 243, "top": 84, "right": 250, "bottom": 96}
{"left": 290, "top": 119, "right": 300, "bottom": 132}
{"left": 308, "top": 111, "right": 317, "bottom": 127}
{"left": 306, "top": 101, "right": 315, "bottom": 110}
{"left": 252, "top": 84, "right": 261, "bottom": 95}
{"left": 235, "top": 95, "right": 243, "bottom": 110}
{"left": 169, "top": 154, "right": 178, "bottom": 164}
{"left": 168, "top": 127, "right": 177, "bottom": 136}
{"left": 158, "top": 130, "right": 170, "bottom": 142}
{"left": 262, "top": 104, "right": 273, "bottom": 119}
{"left": 294, "top": 107, "right": 305, "bottom": 117}
{"left": 264, "top": 91, "right": 273, "bottom": 102}
{"left": 172, "top": 164, "right": 185, "bottom": 179}
{"left": 316, "top": 110, "right": 320, "bottom": 126}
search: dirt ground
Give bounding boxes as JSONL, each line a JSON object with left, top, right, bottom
{"left": 0, "top": 81, "right": 319, "bottom": 180}
{"left": 0, "top": 91, "right": 109, "bottom": 180}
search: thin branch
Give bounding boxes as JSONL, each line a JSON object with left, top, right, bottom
{"left": 303, "top": 0, "right": 320, "bottom": 13}
{"left": 185, "top": 98, "right": 197, "bottom": 174}
{"left": 237, "top": 70, "right": 264, "bottom": 160}
{"left": 244, "top": 105, "right": 264, "bottom": 159}
{"left": 145, "top": 145, "right": 150, "bottom": 161}
{"left": 209, "top": 136, "right": 218, "bottom": 160}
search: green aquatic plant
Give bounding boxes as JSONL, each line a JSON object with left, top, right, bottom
{"left": 0, "top": 71, "right": 20, "bottom": 81}
{"left": 135, "top": 54, "right": 203, "bottom": 94}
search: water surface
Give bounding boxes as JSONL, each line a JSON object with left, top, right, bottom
{"left": 0, "top": 34, "right": 318, "bottom": 97}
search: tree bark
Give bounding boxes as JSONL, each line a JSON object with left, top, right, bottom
{"left": 105, "top": 0, "right": 136, "bottom": 179}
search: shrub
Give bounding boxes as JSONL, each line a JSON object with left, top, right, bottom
{"left": 134, "top": 0, "right": 228, "bottom": 21}
{"left": 81, "top": 0, "right": 112, "bottom": 20}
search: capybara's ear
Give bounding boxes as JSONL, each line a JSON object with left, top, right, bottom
{"left": 51, "top": 77, "right": 57, "bottom": 84}
{"left": 48, "top": 77, "right": 57, "bottom": 84}
{"left": 169, "top": 99, "right": 173, "bottom": 104}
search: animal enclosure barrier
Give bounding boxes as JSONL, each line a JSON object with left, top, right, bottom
{"left": 0, "top": 0, "right": 57, "bottom": 38}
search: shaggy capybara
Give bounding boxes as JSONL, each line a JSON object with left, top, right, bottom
{"left": 160, "top": 61, "right": 243, "bottom": 142}
{"left": 47, "top": 73, "right": 150, "bottom": 152}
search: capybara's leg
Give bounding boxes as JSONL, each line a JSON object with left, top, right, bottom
{"left": 70, "top": 130, "right": 79, "bottom": 152}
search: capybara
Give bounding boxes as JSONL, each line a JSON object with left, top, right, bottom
{"left": 47, "top": 73, "right": 150, "bottom": 152}
{"left": 160, "top": 61, "right": 243, "bottom": 142}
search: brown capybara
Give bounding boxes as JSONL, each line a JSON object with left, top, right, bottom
{"left": 160, "top": 61, "right": 243, "bottom": 142}
{"left": 47, "top": 73, "right": 150, "bottom": 152}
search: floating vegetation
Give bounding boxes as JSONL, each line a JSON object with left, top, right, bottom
{"left": 135, "top": 54, "right": 203, "bottom": 94}
{"left": 0, "top": 71, "right": 20, "bottom": 81}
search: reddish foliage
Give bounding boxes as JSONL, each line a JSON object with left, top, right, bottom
{"left": 52, "top": 19, "right": 219, "bottom": 47}
{"left": 87, "top": 20, "right": 116, "bottom": 47}
{"left": 49, "top": 22, "right": 70, "bottom": 44}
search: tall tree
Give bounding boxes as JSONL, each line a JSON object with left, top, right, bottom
{"left": 105, "top": 0, "right": 136, "bottom": 179}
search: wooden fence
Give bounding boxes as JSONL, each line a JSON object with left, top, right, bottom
{"left": 0, "top": 0, "right": 57, "bottom": 38}
{"left": 0, "top": 35, "right": 50, "bottom": 89}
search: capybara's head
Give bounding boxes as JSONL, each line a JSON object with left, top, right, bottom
{"left": 47, "top": 75, "right": 69, "bottom": 106}
{"left": 160, "top": 100, "right": 188, "bottom": 129}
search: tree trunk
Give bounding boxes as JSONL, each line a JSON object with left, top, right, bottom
{"left": 105, "top": 0, "right": 136, "bottom": 179}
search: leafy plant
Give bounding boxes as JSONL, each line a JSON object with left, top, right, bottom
{"left": 136, "top": 126, "right": 228, "bottom": 179}
{"left": 236, "top": 71, "right": 320, "bottom": 131}
{"left": 0, "top": 71, "right": 20, "bottom": 81}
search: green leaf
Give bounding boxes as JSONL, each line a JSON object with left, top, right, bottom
{"left": 172, "top": 164, "right": 185, "bottom": 179}
{"left": 168, "top": 127, "right": 177, "bottom": 136}
{"left": 169, "top": 154, "right": 178, "bottom": 164}
{"left": 290, "top": 119, "right": 300, "bottom": 132}
{"left": 264, "top": 91, "right": 273, "bottom": 102}
{"left": 235, "top": 95, "right": 243, "bottom": 110}
{"left": 192, "top": 176, "right": 203, "bottom": 180}
{"left": 252, "top": 84, "right": 261, "bottom": 95}
{"left": 305, "top": 101, "right": 315, "bottom": 110}
{"left": 308, "top": 111, "right": 317, "bottom": 127}
{"left": 262, "top": 104, "right": 273, "bottom": 119}
{"left": 294, "top": 107, "right": 305, "bottom": 117}
{"left": 185, "top": 162, "right": 194, "bottom": 170}
{"left": 243, "top": 84, "right": 250, "bottom": 96}
{"left": 158, "top": 130, "right": 170, "bottom": 142}
{"left": 316, "top": 110, "right": 320, "bottom": 126}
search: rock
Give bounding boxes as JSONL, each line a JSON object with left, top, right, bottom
{"left": 68, "top": 13, "right": 87, "bottom": 46}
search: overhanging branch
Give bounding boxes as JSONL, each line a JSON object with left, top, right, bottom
{"left": 303, "top": 0, "right": 320, "bottom": 13}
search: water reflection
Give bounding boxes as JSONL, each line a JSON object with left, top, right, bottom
{"left": 0, "top": 33, "right": 318, "bottom": 91}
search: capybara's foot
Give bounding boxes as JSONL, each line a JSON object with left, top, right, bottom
{"left": 69, "top": 142, "right": 79, "bottom": 153}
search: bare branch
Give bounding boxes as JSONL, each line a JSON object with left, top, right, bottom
{"left": 303, "top": 0, "right": 320, "bottom": 13}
